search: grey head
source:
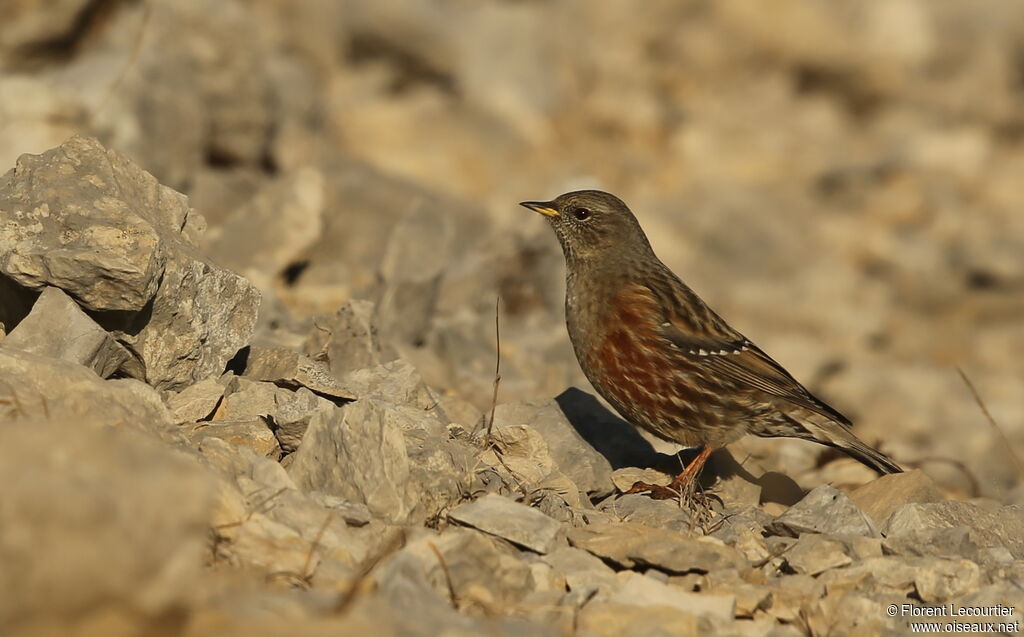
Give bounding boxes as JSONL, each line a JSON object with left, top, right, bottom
{"left": 519, "top": 190, "right": 653, "bottom": 265}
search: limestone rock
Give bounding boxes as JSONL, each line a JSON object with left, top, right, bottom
{"left": 0, "top": 346, "right": 175, "bottom": 439}
{"left": 0, "top": 420, "right": 214, "bottom": 629}
{"left": 167, "top": 377, "right": 225, "bottom": 423}
{"left": 784, "top": 534, "right": 853, "bottom": 575}
{"left": 577, "top": 601, "right": 699, "bottom": 637}
{"left": 611, "top": 572, "right": 735, "bottom": 621}
{"left": 883, "top": 501, "right": 1024, "bottom": 558}
{"left": 767, "top": 485, "right": 878, "bottom": 538}
{"left": 241, "top": 345, "right": 356, "bottom": 402}
{"left": 186, "top": 417, "right": 281, "bottom": 459}
{"left": 568, "top": 522, "right": 747, "bottom": 574}
{"left": 449, "top": 494, "right": 563, "bottom": 554}
{"left": 206, "top": 168, "right": 324, "bottom": 287}
{"left": 2, "top": 286, "right": 131, "bottom": 378}
{"left": 304, "top": 299, "right": 397, "bottom": 378}
{"left": 491, "top": 399, "right": 615, "bottom": 498}
{"left": 288, "top": 399, "right": 469, "bottom": 524}
{"left": 849, "top": 469, "right": 944, "bottom": 526}
{"left": 914, "top": 558, "right": 982, "bottom": 603}
{"left": 0, "top": 136, "right": 259, "bottom": 390}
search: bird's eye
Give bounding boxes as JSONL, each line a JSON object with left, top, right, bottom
{"left": 572, "top": 207, "right": 592, "bottom": 221}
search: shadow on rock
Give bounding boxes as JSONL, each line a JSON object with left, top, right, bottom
{"left": 555, "top": 387, "right": 661, "bottom": 470}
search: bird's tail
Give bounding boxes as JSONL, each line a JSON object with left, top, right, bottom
{"left": 782, "top": 415, "right": 903, "bottom": 475}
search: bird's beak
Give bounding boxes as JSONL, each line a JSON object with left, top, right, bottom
{"left": 519, "top": 200, "right": 559, "bottom": 217}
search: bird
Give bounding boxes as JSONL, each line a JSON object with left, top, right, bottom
{"left": 520, "top": 190, "right": 901, "bottom": 497}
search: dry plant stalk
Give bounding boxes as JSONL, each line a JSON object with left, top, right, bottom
{"left": 484, "top": 296, "right": 502, "bottom": 445}
{"left": 957, "top": 367, "right": 1024, "bottom": 483}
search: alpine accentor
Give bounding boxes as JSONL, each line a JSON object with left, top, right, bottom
{"left": 521, "top": 190, "right": 901, "bottom": 495}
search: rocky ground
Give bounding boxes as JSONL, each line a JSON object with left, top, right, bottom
{"left": 1, "top": 1, "right": 1023, "bottom": 636}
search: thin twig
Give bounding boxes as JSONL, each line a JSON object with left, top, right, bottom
{"left": 427, "top": 542, "right": 457, "bottom": 607}
{"left": 484, "top": 296, "right": 502, "bottom": 445}
{"left": 957, "top": 367, "right": 1024, "bottom": 483}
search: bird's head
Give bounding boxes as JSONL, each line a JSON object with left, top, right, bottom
{"left": 519, "top": 190, "right": 652, "bottom": 263}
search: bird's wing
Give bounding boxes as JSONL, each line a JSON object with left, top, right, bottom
{"left": 634, "top": 280, "right": 852, "bottom": 427}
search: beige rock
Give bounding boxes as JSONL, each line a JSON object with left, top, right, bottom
{"left": 612, "top": 572, "right": 735, "bottom": 621}
{"left": 448, "top": 494, "right": 563, "bottom": 554}
{"left": 914, "top": 558, "right": 982, "bottom": 603}
{"left": 242, "top": 345, "right": 356, "bottom": 402}
{"left": 784, "top": 535, "right": 852, "bottom": 575}
{"left": 168, "top": 377, "right": 226, "bottom": 423}
{"left": 577, "top": 601, "right": 699, "bottom": 637}
{"left": 568, "top": 522, "right": 747, "bottom": 574}
{"left": 0, "top": 420, "right": 214, "bottom": 630}
{"left": 3, "top": 286, "right": 131, "bottom": 378}
{"left": 187, "top": 418, "right": 280, "bottom": 459}
{"left": 0, "top": 137, "right": 260, "bottom": 391}
{"left": 0, "top": 346, "right": 176, "bottom": 439}
{"left": 849, "top": 469, "right": 944, "bottom": 526}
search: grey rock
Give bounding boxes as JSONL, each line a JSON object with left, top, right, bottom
{"left": 341, "top": 359, "right": 437, "bottom": 411}
{"left": 914, "top": 558, "right": 982, "bottom": 603}
{"left": 783, "top": 534, "right": 852, "bottom": 575}
{"left": 762, "top": 573, "right": 826, "bottom": 624}
{"left": 288, "top": 401, "right": 413, "bottom": 522}
{"left": 269, "top": 386, "right": 336, "bottom": 453}
{"left": 576, "top": 601, "right": 700, "bottom": 637}
{"left": 568, "top": 522, "right": 747, "bottom": 574}
{"left": 611, "top": 571, "right": 735, "bottom": 621}
{"left": 305, "top": 299, "right": 397, "bottom": 378}
{"left": 0, "top": 137, "right": 259, "bottom": 390}
{"left": 882, "top": 525, "right": 980, "bottom": 559}
{"left": 0, "top": 419, "right": 214, "bottom": 627}
{"left": 186, "top": 417, "right": 281, "bottom": 459}
{"left": 449, "top": 494, "right": 563, "bottom": 554}
{"left": 205, "top": 168, "right": 324, "bottom": 285}
{"left": 541, "top": 546, "right": 619, "bottom": 596}
{"left": 374, "top": 196, "right": 458, "bottom": 349}
{"left": 767, "top": 485, "right": 878, "bottom": 538}
{"left": 0, "top": 137, "right": 173, "bottom": 311}
{"left": 166, "top": 377, "right": 224, "bottom": 423}
{"left": 214, "top": 376, "right": 287, "bottom": 420}
{"left": 3, "top": 286, "right": 131, "bottom": 377}
{"left": 0, "top": 346, "right": 175, "bottom": 439}
{"left": 256, "top": 488, "right": 371, "bottom": 566}
{"left": 598, "top": 494, "right": 694, "bottom": 533}
{"left": 378, "top": 528, "right": 536, "bottom": 609}
{"left": 491, "top": 399, "right": 614, "bottom": 498}
{"left": 288, "top": 399, "right": 468, "bottom": 524}
{"left": 242, "top": 345, "right": 356, "bottom": 402}
{"left": 883, "top": 501, "right": 1024, "bottom": 558}
{"left": 816, "top": 556, "right": 918, "bottom": 597}
{"left": 849, "top": 469, "right": 944, "bottom": 526}
{"left": 554, "top": 388, "right": 661, "bottom": 470}
{"left": 308, "top": 492, "right": 373, "bottom": 527}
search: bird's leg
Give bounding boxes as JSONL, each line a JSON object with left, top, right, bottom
{"left": 666, "top": 446, "right": 713, "bottom": 494}
{"left": 625, "top": 447, "right": 714, "bottom": 500}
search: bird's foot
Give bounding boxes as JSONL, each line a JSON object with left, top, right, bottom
{"left": 624, "top": 480, "right": 681, "bottom": 500}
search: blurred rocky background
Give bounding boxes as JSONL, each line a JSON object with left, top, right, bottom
{"left": 1, "top": 1, "right": 1023, "bottom": 636}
